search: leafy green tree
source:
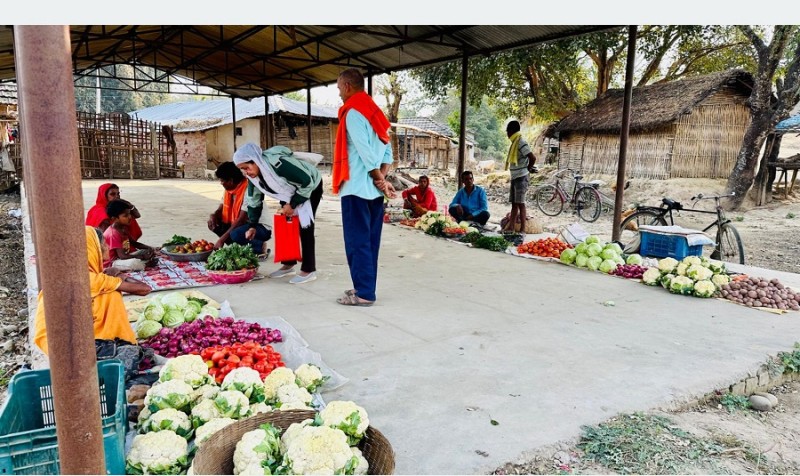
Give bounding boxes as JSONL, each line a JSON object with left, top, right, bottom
{"left": 74, "top": 65, "right": 171, "bottom": 113}
{"left": 441, "top": 96, "right": 506, "bottom": 160}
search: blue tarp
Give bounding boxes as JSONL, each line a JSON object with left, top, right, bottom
{"left": 776, "top": 115, "right": 800, "bottom": 131}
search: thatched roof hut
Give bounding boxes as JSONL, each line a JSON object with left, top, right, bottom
{"left": 549, "top": 69, "right": 754, "bottom": 179}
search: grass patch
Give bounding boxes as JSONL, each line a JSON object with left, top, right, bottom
{"left": 734, "top": 216, "right": 745, "bottom": 222}
{"left": 719, "top": 393, "right": 751, "bottom": 412}
{"left": 786, "top": 212, "right": 796, "bottom": 219}
{"left": 779, "top": 342, "right": 800, "bottom": 374}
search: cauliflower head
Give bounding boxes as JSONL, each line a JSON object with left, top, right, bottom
{"left": 159, "top": 354, "right": 213, "bottom": 388}
{"left": 276, "top": 383, "right": 313, "bottom": 410}
{"left": 693, "top": 279, "right": 717, "bottom": 298}
{"left": 669, "top": 275, "right": 695, "bottom": 295}
{"left": 675, "top": 262, "right": 689, "bottom": 277}
{"left": 682, "top": 256, "right": 702, "bottom": 267}
{"left": 144, "top": 380, "right": 193, "bottom": 413}
{"left": 295, "top": 363, "right": 328, "bottom": 393}
{"left": 687, "top": 264, "right": 713, "bottom": 281}
{"left": 318, "top": 401, "right": 369, "bottom": 445}
{"left": 281, "top": 426, "right": 355, "bottom": 475}
{"left": 233, "top": 425, "right": 282, "bottom": 475}
{"left": 222, "top": 367, "right": 266, "bottom": 403}
{"left": 657, "top": 257, "right": 679, "bottom": 274}
{"left": 711, "top": 273, "right": 731, "bottom": 289}
{"left": 280, "top": 419, "right": 314, "bottom": 453}
{"left": 660, "top": 273, "right": 676, "bottom": 289}
{"left": 126, "top": 430, "right": 189, "bottom": 475}
{"left": 141, "top": 408, "right": 193, "bottom": 439}
{"left": 249, "top": 402, "right": 273, "bottom": 416}
{"left": 263, "top": 367, "right": 296, "bottom": 403}
{"left": 642, "top": 267, "right": 661, "bottom": 286}
{"left": 190, "top": 383, "right": 220, "bottom": 407}
{"left": 215, "top": 390, "right": 251, "bottom": 419}
{"left": 195, "top": 417, "right": 236, "bottom": 446}
{"left": 351, "top": 447, "right": 369, "bottom": 475}
{"left": 191, "top": 399, "right": 222, "bottom": 428}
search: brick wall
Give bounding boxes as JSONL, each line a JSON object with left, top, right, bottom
{"left": 176, "top": 131, "right": 208, "bottom": 179}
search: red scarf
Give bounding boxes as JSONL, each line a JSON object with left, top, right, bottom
{"left": 85, "top": 183, "right": 142, "bottom": 240}
{"left": 333, "top": 91, "right": 391, "bottom": 194}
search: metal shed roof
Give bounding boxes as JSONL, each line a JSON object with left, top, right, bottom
{"left": 0, "top": 25, "right": 614, "bottom": 99}
{"left": 131, "top": 95, "right": 338, "bottom": 132}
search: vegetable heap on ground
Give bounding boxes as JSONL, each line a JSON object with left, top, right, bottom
{"left": 200, "top": 341, "right": 286, "bottom": 383}
{"left": 127, "top": 355, "right": 330, "bottom": 475}
{"left": 517, "top": 237, "right": 571, "bottom": 258}
{"left": 609, "top": 264, "right": 647, "bottom": 280}
{"left": 170, "top": 239, "right": 214, "bottom": 254}
{"left": 413, "top": 211, "right": 477, "bottom": 237}
{"left": 140, "top": 316, "right": 282, "bottom": 357}
{"left": 472, "top": 235, "right": 513, "bottom": 252}
{"left": 134, "top": 292, "right": 220, "bottom": 340}
{"left": 206, "top": 242, "right": 259, "bottom": 271}
{"left": 559, "top": 235, "right": 633, "bottom": 274}
{"left": 162, "top": 234, "right": 191, "bottom": 247}
{"left": 719, "top": 276, "right": 800, "bottom": 310}
{"left": 641, "top": 256, "right": 730, "bottom": 298}
{"left": 231, "top": 400, "right": 371, "bottom": 475}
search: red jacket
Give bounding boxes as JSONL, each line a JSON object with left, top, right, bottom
{"left": 402, "top": 185, "right": 437, "bottom": 212}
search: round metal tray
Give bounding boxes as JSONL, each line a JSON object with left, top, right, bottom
{"left": 161, "top": 244, "right": 212, "bottom": 262}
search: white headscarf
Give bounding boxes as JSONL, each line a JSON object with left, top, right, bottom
{"left": 233, "top": 143, "right": 314, "bottom": 228}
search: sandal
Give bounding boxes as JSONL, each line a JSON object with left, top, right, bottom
{"left": 344, "top": 289, "right": 356, "bottom": 296}
{"left": 336, "top": 293, "right": 374, "bottom": 307}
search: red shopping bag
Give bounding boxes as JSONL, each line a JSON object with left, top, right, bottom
{"left": 273, "top": 214, "right": 302, "bottom": 263}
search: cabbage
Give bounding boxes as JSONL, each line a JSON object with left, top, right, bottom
{"left": 585, "top": 235, "right": 600, "bottom": 245}
{"left": 199, "top": 305, "right": 219, "bottom": 319}
{"left": 586, "top": 243, "right": 603, "bottom": 257}
{"left": 182, "top": 301, "right": 203, "bottom": 323}
{"left": 625, "top": 254, "right": 643, "bottom": 265}
{"left": 162, "top": 309, "right": 186, "bottom": 328}
{"left": 161, "top": 292, "right": 189, "bottom": 310}
{"left": 693, "top": 279, "right": 716, "bottom": 298}
{"left": 642, "top": 268, "right": 661, "bottom": 285}
{"left": 143, "top": 300, "right": 165, "bottom": 322}
{"left": 669, "top": 276, "right": 695, "bottom": 295}
{"left": 614, "top": 255, "right": 625, "bottom": 265}
{"left": 560, "top": 248, "right": 577, "bottom": 264}
{"left": 136, "top": 319, "right": 163, "bottom": 339}
{"left": 587, "top": 256, "right": 602, "bottom": 271}
{"left": 599, "top": 259, "right": 617, "bottom": 273}
{"left": 575, "top": 254, "right": 589, "bottom": 268}
{"left": 574, "top": 243, "right": 588, "bottom": 255}
{"left": 600, "top": 248, "right": 619, "bottom": 261}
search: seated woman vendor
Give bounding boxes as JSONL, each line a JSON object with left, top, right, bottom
{"left": 402, "top": 175, "right": 438, "bottom": 218}
{"left": 34, "top": 226, "right": 152, "bottom": 357}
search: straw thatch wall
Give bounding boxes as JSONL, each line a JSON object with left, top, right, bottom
{"left": 274, "top": 120, "right": 336, "bottom": 165}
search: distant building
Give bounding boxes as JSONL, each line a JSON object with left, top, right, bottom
{"left": 394, "top": 117, "right": 474, "bottom": 169}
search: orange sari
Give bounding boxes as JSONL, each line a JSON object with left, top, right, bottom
{"left": 34, "top": 226, "right": 136, "bottom": 354}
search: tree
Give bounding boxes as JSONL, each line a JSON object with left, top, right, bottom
{"left": 378, "top": 72, "right": 406, "bottom": 162}
{"left": 74, "top": 65, "right": 172, "bottom": 114}
{"left": 439, "top": 95, "right": 506, "bottom": 160}
{"left": 726, "top": 26, "right": 800, "bottom": 208}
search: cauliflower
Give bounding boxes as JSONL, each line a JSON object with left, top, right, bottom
{"left": 675, "top": 262, "right": 689, "bottom": 277}
{"left": 295, "top": 363, "right": 328, "bottom": 393}
{"left": 159, "top": 354, "right": 213, "bottom": 388}
{"left": 190, "top": 383, "right": 220, "bottom": 407}
{"left": 669, "top": 276, "right": 695, "bottom": 295}
{"left": 191, "top": 399, "right": 222, "bottom": 428}
{"left": 233, "top": 425, "right": 282, "bottom": 475}
{"left": 707, "top": 259, "right": 726, "bottom": 274}
{"left": 141, "top": 408, "right": 193, "bottom": 439}
{"left": 215, "top": 390, "right": 251, "bottom": 419}
{"left": 195, "top": 417, "right": 236, "bottom": 446}
{"left": 318, "top": 401, "right": 369, "bottom": 445}
{"left": 280, "top": 419, "right": 314, "bottom": 453}
{"left": 642, "top": 267, "right": 661, "bottom": 286}
{"left": 263, "top": 367, "right": 296, "bottom": 403}
{"left": 686, "top": 264, "right": 713, "bottom": 281}
{"left": 682, "top": 256, "right": 703, "bottom": 267}
{"left": 280, "top": 426, "right": 355, "bottom": 475}
{"left": 144, "top": 380, "right": 193, "bottom": 412}
{"left": 222, "top": 367, "right": 266, "bottom": 403}
{"left": 125, "top": 430, "right": 189, "bottom": 475}
{"left": 711, "top": 273, "right": 731, "bottom": 289}
{"left": 660, "top": 273, "right": 676, "bottom": 289}
{"left": 351, "top": 447, "right": 369, "bottom": 475}
{"left": 276, "top": 383, "right": 313, "bottom": 410}
{"left": 657, "top": 257, "right": 679, "bottom": 274}
{"left": 693, "top": 279, "right": 717, "bottom": 298}
{"left": 249, "top": 402, "right": 273, "bottom": 416}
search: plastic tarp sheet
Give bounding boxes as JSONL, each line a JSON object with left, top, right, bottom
{"left": 639, "top": 225, "right": 715, "bottom": 247}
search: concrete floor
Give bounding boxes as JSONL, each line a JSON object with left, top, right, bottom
{"left": 64, "top": 179, "right": 800, "bottom": 474}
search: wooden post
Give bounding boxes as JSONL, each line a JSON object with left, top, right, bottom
{"left": 231, "top": 97, "right": 237, "bottom": 153}
{"left": 307, "top": 87, "right": 312, "bottom": 152}
{"left": 611, "top": 26, "right": 638, "bottom": 242}
{"left": 151, "top": 123, "right": 160, "bottom": 178}
{"left": 457, "top": 54, "right": 468, "bottom": 188}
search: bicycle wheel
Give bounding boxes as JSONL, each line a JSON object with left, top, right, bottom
{"left": 535, "top": 185, "right": 564, "bottom": 216}
{"left": 713, "top": 223, "right": 745, "bottom": 265}
{"left": 575, "top": 186, "right": 602, "bottom": 222}
{"left": 618, "top": 210, "right": 667, "bottom": 253}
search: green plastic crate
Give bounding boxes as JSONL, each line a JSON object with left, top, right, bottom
{"left": 0, "top": 360, "right": 127, "bottom": 475}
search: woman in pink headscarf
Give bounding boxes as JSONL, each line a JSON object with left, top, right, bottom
{"left": 85, "top": 183, "right": 142, "bottom": 240}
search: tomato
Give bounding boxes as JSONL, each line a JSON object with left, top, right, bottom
{"left": 211, "top": 351, "right": 226, "bottom": 364}
{"left": 208, "top": 367, "right": 219, "bottom": 378}
{"left": 200, "top": 348, "right": 215, "bottom": 360}
{"left": 253, "top": 361, "right": 267, "bottom": 373}
{"left": 227, "top": 354, "right": 241, "bottom": 364}
{"left": 253, "top": 349, "right": 268, "bottom": 361}
{"left": 235, "top": 347, "right": 251, "bottom": 358}
{"left": 241, "top": 356, "right": 254, "bottom": 367}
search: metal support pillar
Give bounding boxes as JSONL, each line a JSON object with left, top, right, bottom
{"left": 231, "top": 97, "right": 237, "bottom": 153}
{"left": 457, "top": 54, "right": 469, "bottom": 188}
{"left": 307, "top": 87, "right": 312, "bottom": 152}
{"left": 14, "top": 25, "right": 106, "bottom": 474}
{"left": 611, "top": 26, "right": 638, "bottom": 242}
{"left": 264, "top": 92, "right": 271, "bottom": 149}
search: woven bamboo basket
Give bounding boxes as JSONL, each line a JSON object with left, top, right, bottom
{"left": 192, "top": 410, "right": 395, "bottom": 475}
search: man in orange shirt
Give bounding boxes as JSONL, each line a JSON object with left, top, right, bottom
{"left": 402, "top": 175, "right": 438, "bottom": 217}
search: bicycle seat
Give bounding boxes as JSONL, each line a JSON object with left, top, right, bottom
{"left": 662, "top": 198, "right": 683, "bottom": 210}
{"left": 574, "top": 174, "right": 583, "bottom": 181}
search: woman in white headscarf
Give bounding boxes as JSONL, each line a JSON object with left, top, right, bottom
{"left": 233, "top": 143, "right": 324, "bottom": 284}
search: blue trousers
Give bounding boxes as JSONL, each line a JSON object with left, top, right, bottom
{"left": 341, "top": 195, "right": 385, "bottom": 302}
{"left": 229, "top": 224, "right": 271, "bottom": 254}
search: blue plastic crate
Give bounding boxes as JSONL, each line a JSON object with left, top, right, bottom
{"left": 640, "top": 230, "right": 703, "bottom": 260}
{"left": 0, "top": 360, "right": 127, "bottom": 475}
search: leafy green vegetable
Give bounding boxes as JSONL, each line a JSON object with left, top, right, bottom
{"left": 460, "top": 231, "right": 482, "bottom": 244}
{"left": 187, "top": 297, "right": 208, "bottom": 306}
{"left": 473, "top": 235, "right": 511, "bottom": 252}
{"left": 206, "top": 243, "right": 259, "bottom": 271}
{"left": 163, "top": 234, "right": 191, "bottom": 246}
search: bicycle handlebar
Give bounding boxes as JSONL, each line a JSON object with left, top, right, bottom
{"left": 690, "top": 192, "right": 736, "bottom": 202}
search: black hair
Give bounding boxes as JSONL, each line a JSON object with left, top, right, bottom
{"left": 419, "top": 175, "right": 429, "bottom": 181}
{"left": 506, "top": 120, "right": 521, "bottom": 133}
{"left": 215, "top": 161, "right": 244, "bottom": 182}
{"left": 94, "top": 227, "right": 104, "bottom": 243}
{"left": 106, "top": 199, "right": 131, "bottom": 218}
{"left": 339, "top": 68, "right": 365, "bottom": 90}
{"left": 461, "top": 170, "right": 473, "bottom": 179}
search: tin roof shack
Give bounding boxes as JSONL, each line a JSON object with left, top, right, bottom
{"left": 549, "top": 69, "right": 754, "bottom": 179}
{"left": 133, "top": 96, "right": 338, "bottom": 179}
{"left": 394, "top": 117, "right": 474, "bottom": 170}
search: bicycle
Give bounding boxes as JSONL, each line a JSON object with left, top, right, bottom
{"left": 532, "top": 169, "right": 602, "bottom": 222}
{"left": 618, "top": 192, "right": 745, "bottom": 264}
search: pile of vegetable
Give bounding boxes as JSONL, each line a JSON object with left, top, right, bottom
{"left": 472, "top": 235, "right": 513, "bottom": 252}
{"left": 641, "top": 256, "right": 730, "bottom": 298}
{"left": 398, "top": 218, "right": 419, "bottom": 227}
{"left": 170, "top": 239, "right": 214, "bottom": 254}
{"left": 162, "top": 234, "right": 191, "bottom": 247}
{"left": 443, "top": 226, "right": 466, "bottom": 236}
{"left": 414, "top": 211, "right": 477, "bottom": 237}
{"left": 559, "top": 235, "right": 640, "bottom": 274}
{"left": 140, "top": 316, "right": 283, "bottom": 357}
{"left": 199, "top": 341, "right": 286, "bottom": 383}
{"left": 460, "top": 231, "right": 483, "bottom": 244}
{"left": 127, "top": 355, "right": 332, "bottom": 475}
{"left": 134, "top": 292, "right": 220, "bottom": 340}
{"left": 206, "top": 243, "right": 259, "bottom": 271}
{"left": 720, "top": 276, "right": 800, "bottom": 310}
{"left": 517, "top": 237, "right": 571, "bottom": 258}
{"left": 610, "top": 264, "right": 648, "bottom": 279}
{"left": 230, "top": 400, "right": 371, "bottom": 475}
